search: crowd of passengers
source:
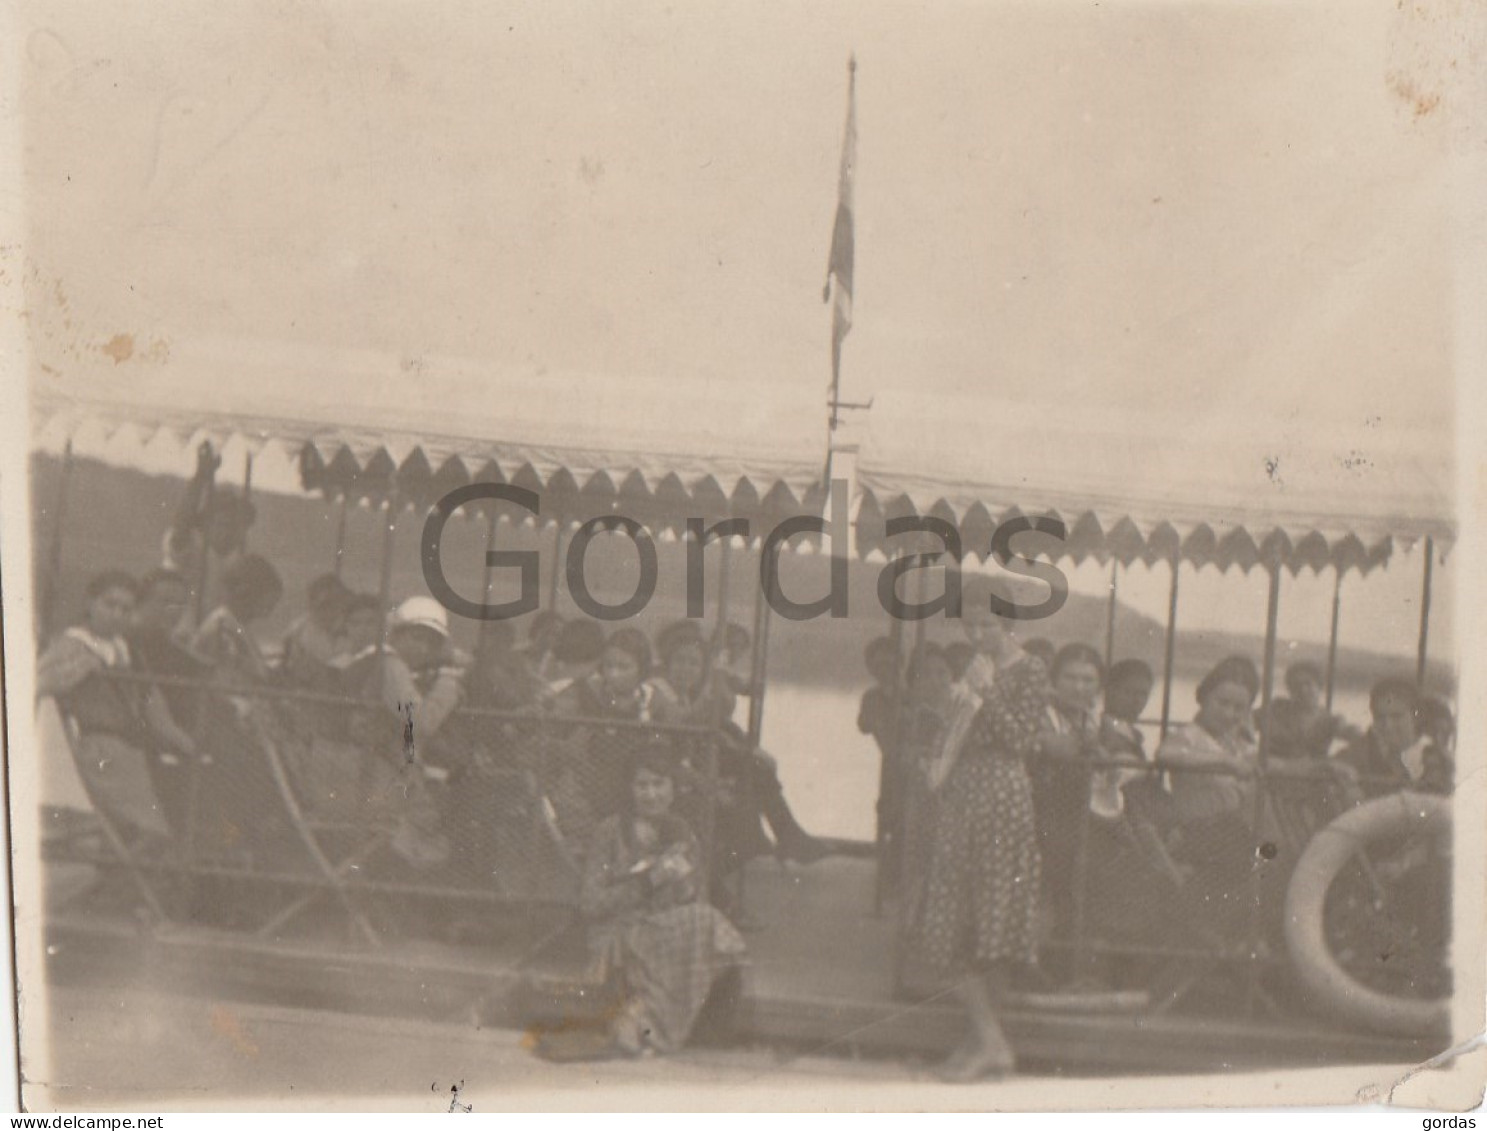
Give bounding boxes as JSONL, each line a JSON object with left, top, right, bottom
{"left": 35, "top": 452, "right": 1458, "bottom": 1068}
{"left": 855, "top": 575, "right": 1455, "bottom": 1080}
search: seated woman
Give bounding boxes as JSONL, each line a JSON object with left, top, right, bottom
{"left": 574, "top": 744, "right": 748, "bottom": 1057}
{"left": 191, "top": 554, "right": 285, "bottom": 687}
{"left": 280, "top": 573, "right": 353, "bottom": 691}
{"left": 126, "top": 568, "right": 210, "bottom": 835}
{"left": 1265, "top": 661, "right": 1362, "bottom": 761}
{"left": 37, "top": 571, "right": 196, "bottom": 846}
{"left": 342, "top": 595, "right": 467, "bottom": 869}
{"left": 553, "top": 626, "right": 656, "bottom": 819}
{"left": 1154, "top": 655, "right": 1266, "bottom": 936}
{"left": 188, "top": 554, "right": 296, "bottom": 866}
{"left": 647, "top": 620, "right": 826, "bottom": 869}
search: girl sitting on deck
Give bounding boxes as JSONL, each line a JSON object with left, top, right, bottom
{"left": 568, "top": 744, "right": 748, "bottom": 1058}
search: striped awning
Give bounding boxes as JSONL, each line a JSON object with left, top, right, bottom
{"left": 854, "top": 389, "right": 1454, "bottom": 575}
{"left": 30, "top": 339, "right": 829, "bottom": 534}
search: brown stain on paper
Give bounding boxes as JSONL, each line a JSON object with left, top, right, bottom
{"left": 210, "top": 1004, "right": 260, "bottom": 1058}
{"left": 1386, "top": 70, "right": 1442, "bottom": 119}
{"left": 101, "top": 332, "right": 134, "bottom": 364}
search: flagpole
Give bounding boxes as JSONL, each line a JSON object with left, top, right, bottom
{"left": 823, "top": 52, "right": 857, "bottom": 485}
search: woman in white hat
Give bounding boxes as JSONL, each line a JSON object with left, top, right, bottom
{"left": 342, "top": 595, "right": 466, "bottom": 869}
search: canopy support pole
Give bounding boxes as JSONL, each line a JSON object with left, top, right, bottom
{"left": 1159, "top": 552, "right": 1181, "bottom": 739}
{"left": 714, "top": 534, "right": 732, "bottom": 645}
{"left": 240, "top": 452, "right": 254, "bottom": 553}
{"left": 191, "top": 460, "right": 217, "bottom": 626}
{"left": 372, "top": 488, "right": 400, "bottom": 693}
{"left": 1416, "top": 537, "right": 1435, "bottom": 688}
{"left": 331, "top": 496, "right": 350, "bottom": 579}
{"left": 875, "top": 564, "right": 910, "bottom": 915}
{"left": 547, "top": 518, "right": 566, "bottom": 612}
{"left": 1247, "top": 555, "right": 1283, "bottom": 1012}
{"left": 746, "top": 544, "right": 774, "bottom": 748}
{"left": 477, "top": 506, "right": 500, "bottom": 655}
{"left": 1323, "top": 568, "right": 1343, "bottom": 714}
{"left": 912, "top": 561, "right": 930, "bottom": 658}
{"left": 40, "top": 438, "right": 75, "bottom": 642}
{"left": 1103, "top": 560, "right": 1120, "bottom": 670}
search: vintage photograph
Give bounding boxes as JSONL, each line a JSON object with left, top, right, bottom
{"left": 2, "top": 0, "right": 1483, "bottom": 1113}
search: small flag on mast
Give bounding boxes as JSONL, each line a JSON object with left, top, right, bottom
{"left": 824, "top": 55, "right": 857, "bottom": 426}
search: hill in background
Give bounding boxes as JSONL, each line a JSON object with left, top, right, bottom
{"left": 29, "top": 455, "right": 1450, "bottom": 702}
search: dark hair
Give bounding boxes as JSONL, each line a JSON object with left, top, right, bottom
{"left": 138, "top": 568, "right": 188, "bottom": 601}
{"left": 342, "top": 593, "right": 381, "bottom": 619}
{"left": 206, "top": 489, "right": 257, "bottom": 527}
{"left": 630, "top": 736, "right": 677, "bottom": 780}
{"left": 1284, "top": 661, "right": 1324, "bottom": 695}
{"left": 307, "top": 573, "right": 351, "bottom": 608}
{"left": 528, "top": 610, "right": 564, "bottom": 643}
{"left": 907, "top": 643, "right": 949, "bottom": 688}
{"left": 1023, "top": 639, "right": 1058, "bottom": 665}
{"left": 1107, "top": 658, "right": 1154, "bottom": 688}
{"left": 943, "top": 642, "right": 974, "bottom": 680}
{"left": 1051, "top": 642, "right": 1104, "bottom": 684}
{"left": 552, "top": 619, "right": 605, "bottom": 665}
{"left": 221, "top": 554, "right": 284, "bottom": 614}
{"left": 1197, "top": 655, "right": 1260, "bottom": 705}
{"left": 85, "top": 570, "right": 138, "bottom": 602}
{"left": 656, "top": 620, "right": 706, "bottom": 666}
{"left": 1369, "top": 676, "right": 1420, "bottom": 716}
{"left": 479, "top": 619, "right": 516, "bottom": 653}
{"left": 864, "top": 636, "right": 897, "bottom": 667}
{"left": 604, "top": 627, "right": 653, "bottom": 677}
{"left": 1417, "top": 696, "right": 1454, "bottom": 740}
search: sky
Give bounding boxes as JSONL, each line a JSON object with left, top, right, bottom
{"left": 10, "top": 0, "right": 1473, "bottom": 658}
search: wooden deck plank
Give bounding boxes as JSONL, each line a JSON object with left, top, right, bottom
{"left": 43, "top": 853, "right": 1444, "bottom": 1075}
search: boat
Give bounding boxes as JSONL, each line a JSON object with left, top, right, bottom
{"left": 25, "top": 339, "right": 1458, "bottom": 1074}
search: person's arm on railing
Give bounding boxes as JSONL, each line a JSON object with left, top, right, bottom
{"left": 141, "top": 687, "right": 198, "bottom": 758}
{"left": 35, "top": 636, "right": 98, "bottom": 700}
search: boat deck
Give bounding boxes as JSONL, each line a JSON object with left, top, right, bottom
{"left": 44, "top": 855, "right": 1441, "bottom": 1076}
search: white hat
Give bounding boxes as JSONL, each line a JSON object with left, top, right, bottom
{"left": 390, "top": 595, "right": 449, "bottom": 638}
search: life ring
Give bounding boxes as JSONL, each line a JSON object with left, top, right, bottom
{"left": 1283, "top": 791, "right": 1450, "bottom": 1036}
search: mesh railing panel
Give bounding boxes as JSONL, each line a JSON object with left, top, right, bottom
{"left": 53, "top": 671, "right": 718, "bottom": 942}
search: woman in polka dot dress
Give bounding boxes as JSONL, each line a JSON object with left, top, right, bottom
{"left": 916, "top": 578, "right": 1050, "bottom": 1081}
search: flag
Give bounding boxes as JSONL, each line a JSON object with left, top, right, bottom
{"left": 824, "top": 55, "right": 857, "bottom": 408}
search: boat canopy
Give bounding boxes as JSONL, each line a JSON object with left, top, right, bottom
{"left": 854, "top": 388, "right": 1454, "bottom": 575}
{"left": 30, "top": 340, "right": 829, "bottom": 533}
{"left": 31, "top": 340, "right": 1454, "bottom": 572}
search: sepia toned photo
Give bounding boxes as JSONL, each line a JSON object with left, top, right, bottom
{"left": 1, "top": 0, "right": 1484, "bottom": 1114}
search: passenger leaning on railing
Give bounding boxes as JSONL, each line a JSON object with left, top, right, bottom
{"left": 280, "top": 573, "right": 354, "bottom": 691}
{"left": 126, "top": 568, "right": 210, "bottom": 835}
{"left": 647, "top": 620, "right": 826, "bottom": 877}
{"left": 1153, "top": 655, "right": 1269, "bottom": 934}
{"left": 1263, "top": 661, "right": 1362, "bottom": 762}
{"left": 552, "top": 626, "right": 657, "bottom": 827}
{"left": 1032, "top": 643, "right": 1151, "bottom": 946}
{"left": 1335, "top": 677, "right": 1454, "bottom": 802}
{"left": 37, "top": 571, "right": 197, "bottom": 846}
{"left": 190, "top": 554, "right": 285, "bottom": 688}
